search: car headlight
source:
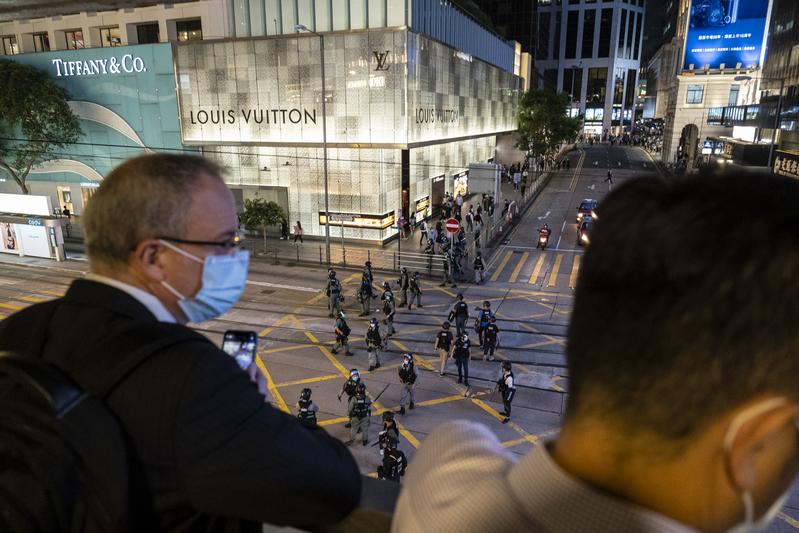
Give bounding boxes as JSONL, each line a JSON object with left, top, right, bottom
{"left": 590, "top": 211, "right": 597, "bottom": 219}
{"left": 581, "top": 234, "right": 589, "bottom": 242}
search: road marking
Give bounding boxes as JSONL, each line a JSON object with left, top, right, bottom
{"left": 256, "top": 355, "right": 291, "bottom": 414}
{"left": 569, "top": 255, "right": 581, "bottom": 289}
{"left": 536, "top": 210, "right": 550, "bottom": 220}
{"left": 276, "top": 373, "right": 342, "bottom": 388}
{"left": 547, "top": 254, "right": 563, "bottom": 287}
{"left": 490, "top": 250, "right": 514, "bottom": 282}
{"left": 0, "top": 302, "right": 23, "bottom": 311}
{"left": 258, "top": 314, "right": 295, "bottom": 338}
{"left": 247, "top": 279, "right": 318, "bottom": 292}
{"left": 779, "top": 512, "right": 799, "bottom": 529}
{"left": 19, "top": 295, "right": 47, "bottom": 303}
{"left": 529, "top": 253, "right": 546, "bottom": 285}
{"left": 508, "top": 251, "right": 529, "bottom": 283}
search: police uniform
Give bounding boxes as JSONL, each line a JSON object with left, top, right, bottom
{"left": 482, "top": 321, "right": 500, "bottom": 361}
{"left": 397, "top": 356, "right": 419, "bottom": 415}
{"left": 382, "top": 291, "right": 396, "bottom": 336}
{"left": 358, "top": 277, "right": 372, "bottom": 316}
{"left": 378, "top": 418, "right": 400, "bottom": 454}
{"left": 499, "top": 368, "right": 516, "bottom": 423}
{"left": 348, "top": 390, "right": 371, "bottom": 445}
{"left": 366, "top": 323, "right": 383, "bottom": 370}
{"left": 449, "top": 298, "right": 469, "bottom": 337}
{"left": 408, "top": 274, "right": 422, "bottom": 309}
{"left": 377, "top": 446, "right": 407, "bottom": 482}
{"left": 453, "top": 335, "right": 471, "bottom": 386}
{"left": 473, "top": 254, "right": 485, "bottom": 284}
{"left": 440, "top": 254, "right": 454, "bottom": 287}
{"left": 296, "top": 398, "right": 318, "bottom": 428}
{"left": 326, "top": 275, "right": 342, "bottom": 318}
{"left": 332, "top": 314, "right": 353, "bottom": 355}
{"left": 475, "top": 305, "right": 493, "bottom": 347}
{"left": 435, "top": 326, "right": 454, "bottom": 376}
{"left": 340, "top": 373, "right": 360, "bottom": 428}
{"left": 398, "top": 269, "right": 410, "bottom": 307}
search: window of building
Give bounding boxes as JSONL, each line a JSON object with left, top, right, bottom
{"left": 563, "top": 67, "right": 583, "bottom": 102}
{"left": 618, "top": 10, "right": 628, "bottom": 57}
{"left": 587, "top": 67, "right": 608, "bottom": 105}
{"left": 569, "top": 0, "right": 580, "bottom": 3}
{"left": 686, "top": 84, "right": 704, "bottom": 104}
{"left": 613, "top": 69, "right": 625, "bottom": 105}
{"left": 65, "top": 29, "right": 84, "bottom": 49}
{"left": 598, "top": 9, "right": 612, "bottom": 58}
{"left": 582, "top": 9, "right": 596, "bottom": 59}
{"left": 99, "top": 26, "right": 121, "bottom": 47}
{"left": 537, "top": 12, "right": 550, "bottom": 60}
{"left": 625, "top": 68, "right": 637, "bottom": 107}
{"left": 565, "top": 11, "right": 579, "bottom": 59}
{"left": 553, "top": 12, "right": 562, "bottom": 60}
{"left": 32, "top": 32, "right": 50, "bottom": 51}
{"left": 137, "top": 23, "right": 160, "bottom": 44}
{"left": 176, "top": 19, "right": 202, "bottom": 41}
{"left": 728, "top": 84, "right": 740, "bottom": 106}
{"left": 633, "top": 12, "right": 642, "bottom": 59}
{"left": 544, "top": 69, "right": 558, "bottom": 91}
{"left": 1, "top": 35, "right": 18, "bottom": 55}
{"left": 586, "top": 0, "right": 596, "bottom": 3}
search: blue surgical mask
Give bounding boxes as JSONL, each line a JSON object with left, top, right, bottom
{"left": 159, "top": 240, "right": 249, "bottom": 323}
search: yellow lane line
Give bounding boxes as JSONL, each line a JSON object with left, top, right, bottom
{"left": 517, "top": 321, "right": 567, "bottom": 346}
{"left": 19, "top": 295, "right": 47, "bottom": 302}
{"left": 256, "top": 355, "right": 291, "bottom": 414}
{"left": 490, "top": 250, "right": 514, "bottom": 282}
{"left": 0, "top": 302, "right": 24, "bottom": 311}
{"left": 262, "top": 344, "right": 314, "bottom": 355}
{"left": 547, "top": 254, "right": 563, "bottom": 287}
{"left": 569, "top": 254, "right": 581, "bottom": 289}
{"left": 508, "top": 251, "right": 529, "bottom": 283}
{"left": 520, "top": 339, "right": 560, "bottom": 349}
{"left": 529, "top": 253, "right": 546, "bottom": 285}
{"left": 470, "top": 397, "right": 538, "bottom": 443}
{"left": 258, "top": 314, "right": 294, "bottom": 338}
{"left": 276, "top": 373, "right": 341, "bottom": 388}
{"left": 39, "top": 289, "right": 65, "bottom": 297}
{"left": 779, "top": 512, "right": 799, "bottom": 529}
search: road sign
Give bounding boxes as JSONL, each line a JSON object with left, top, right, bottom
{"left": 445, "top": 218, "right": 460, "bottom": 234}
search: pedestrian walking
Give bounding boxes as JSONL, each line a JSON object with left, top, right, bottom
{"left": 604, "top": 169, "right": 614, "bottom": 184}
{"left": 280, "top": 218, "right": 289, "bottom": 240}
{"left": 397, "top": 267, "right": 409, "bottom": 308}
{"left": 409, "top": 211, "right": 417, "bottom": 232}
{"left": 474, "top": 221, "right": 482, "bottom": 249}
{"left": 448, "top": 293, "right": 469, "bottom": 337}
{"left": 365, "top": 318, "right": 384, "bottom": 371}
{"left": 381, "top": 282, "right": 396, "bottom": 336}
{"left": 376, "top": 437, "right": 407, "bottom": 482}
{"left": 453, "top": 333, "right": 471, "bottom": 386}
{"left": 324, "top": 270, "right": 342, "bottom": 318}
{"left": 465, "top": 207, "right": 474, "bottom": 232}
{"left": 357, "top": 276, "right": 372, "bottom": 316}
{"left": 482, "top": 316, "right": 500, "bottom": 361}
{"left": 455, "top": 192, "right": 464, "bottom": 210}
{"left": 339, "top": 369, "right": 361, "bottom": 428}
{"left": 347, "top": 382, "right": 371, "bottom": 446}
{"left": 501, "top": 199, "right": 509, "bottom": 218}
{"left": 520, "top": 180, "right": 527, "bottom": 197}
{"left": 296, "top": 388, "right": 319, "bottom": 428}
{"left": 474, "top": 301, "right": 494, "bottom": 347}
{"left": 397, "top": 353, "right": 419, "bottom": 415}
{"left": 473, "top": 251, "right": 485, "bottom": 284}
{"left": 408, "top": 272, "right": 422, "bottom": 309}
{"left": 419, "top": 219, "right": 429, "bottom": 246}
{"left": 434, "top": 322, "right": 454, "bottom": 376}
{"left": 331, "top": 310, "right": 353, "bottom": 356}
{"left": 498, "top": 361, "right": 516, "bottom": 424}
{"left": 293, "top": 220, "right": 304, "bottom": 244}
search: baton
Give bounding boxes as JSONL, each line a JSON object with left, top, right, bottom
{"left": 370, "top": 383, "right": 391, "bottom": 404}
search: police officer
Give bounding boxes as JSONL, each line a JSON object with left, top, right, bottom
{"left": 434, "top": 321, "right": 454, "bottom": 377}
{"left": 453, "top": 332, "right": 471, "bottom": 386}
{"left": 331, "top": 310, "right": 353, "bottom": 356}
{"left": 381, "top": 282, "right": 396, "bottom": 337}
{"left": 473, "top": 251, "right": 485, "bottom": 284}
{"left": 448, "top": 293, "right": 469, "bottom": 337}
{"left": 475, "top": 301, "right": 494, "bottom": 347}
{"left": 377, "top": 436, "right": 407, "bottom": 482}
{"left": 347, "top": 381, "right": 371, "bottom": 446}
{"left": 366, "top": 318, "right": 384, "bottom": 371}
{"left": 482, "top": 315, "right": 500, "bottom": 361}
{"left": 498, "top": 361, "right": 516, "bottom": 424}
{"left": 339, "top": 368, "right": 361, "bottom": 428}
{"left": 296, "top": 388, "right": 318, "bottom": 428}
{"left": 397, "top": 353, "right": 419, "bottom": 415}
{"left": 363, "top": 261, "right": 377, "bottom": 300}
{"left": 408, "top": 272, "right": 422, "bottom": 310}
{"left": 378, "top": 411, "right": 400, "bottom": 455}
{"left": 357, "top": 276, "right": 372, "bottom": 316}
{"left": 325, "top": 270, "right": 342, "bottom": 318}
{"left": 440, "top": 251, "right": 455, "bottom": 287}
{"left": 424, "top": 241, "right": 435, "bottom": 276}
{"left": 451, "top": 250, "right": 463, "bottom": 284}
{"left": 397, "top": 267, "right": 410, "bottom": 307}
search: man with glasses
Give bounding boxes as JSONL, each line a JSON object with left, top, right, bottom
{"left": 0, "top": 154, "right": 360, "bottom": 532}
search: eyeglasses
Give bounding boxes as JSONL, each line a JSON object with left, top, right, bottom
{"left": 158, "top": 232, "right": 242, "bottom": 249}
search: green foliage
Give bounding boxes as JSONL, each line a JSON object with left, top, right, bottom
{"left": 0, "top": 59, "right": 82, "bottom": 194}
{"left": 239, "top": 198, "right": 286, "bottom": 253}
{"left": 516, "top": 88, "right": 581, "bottom": 160}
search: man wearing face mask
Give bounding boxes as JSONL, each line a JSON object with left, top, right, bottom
{"left": 393, "top": 172, "right": 799, "bottom": 533}
{"left": 0, "top": 154, "right": 361, "bottom": 532}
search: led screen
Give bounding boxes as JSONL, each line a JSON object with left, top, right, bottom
{"left": 683, "top": 0, "right": 770, "bottom": 70}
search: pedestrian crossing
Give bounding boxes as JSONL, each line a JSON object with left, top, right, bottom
{"left": 488, "top": 249, "right": 584, "bottom": 288}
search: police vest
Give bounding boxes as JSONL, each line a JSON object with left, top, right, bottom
{"left": 484, "top": 324, "right": 499, "bottom": 341}
{"left": 384, "top": 450, "right": 406, "bottom": 479}
{"left": 344, "top": 379, "right": 358, "bottom": 397}
{"left": 297, "top": 400, "right": 317, "bottom": 425}
{"left": 479, "top": 310, "right": 493, "bottom": 325}
{"left": 455, "top": 302, "right": 468, "bottom": 317}
{"left": 367, "top": 329, "right": 382, "bottom": 345}
{"left": 329, "top": 279, "right": 341, "bottom": 293}
{"left": 352, "top": 397, "right": 370, "bottom": 418}
{"left": 398, "top": 363, "right": 416, "bottom": 384}
{"left": 499, "top": 371, "right": 515, "bottom": 392}
{"left": 437, "top": 331, "right": 453, "bottom": 350}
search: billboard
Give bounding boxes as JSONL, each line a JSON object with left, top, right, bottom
{"left": 683, "top": 0, "right": 771, "bottom": 70}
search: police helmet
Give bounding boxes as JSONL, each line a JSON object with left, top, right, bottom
{"left": 442, "top": 321, "right": 450, "bottom": 328}
{"left": 462, "top": 333, "right": 469, "bottom": 340}
{"left": 443, "top": 251, "right": 450, "bottom": 258}
{"left": 401, "top": 267, "right": 407, "bottom": 273}
{"left": 403, "top": 353, "right": 413, "bottom": 363}
{"left": 457, "top": 293, "right": 464, "bottom": 301}
{"left": 544, "top": 223, "right": 550, "bottom": 229}
{"left": 412, "top": 271, "right": 419, "bottom": 277}
{"left": 501, "top": 361, "right": 512, "bottom": 371}
{"left": 476, "top": 251, "right": 482, "bottom": 257}
{"left": 338, "top": 310, "right": 347, "bottom": 319}
{"left": 382, "top": 411, "right": 395, "bottom": 422}
{"left": 350, "top": 368, "right": 360, "bottom": 380}
{"left": 370, "top": 318, "right": 378, "bottom": 326}
{"left": 382, "top": 281, "right": 391, "bottom": 289}
{"left": 329, "top": 270, "right": 336, "bottom": 278}
{"left": 300, "top": 388, "right": 312, "bottom": 400}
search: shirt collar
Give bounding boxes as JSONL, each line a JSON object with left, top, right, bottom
{"left": 85, "top": 273, "right": 176, "bottom": 324}
{"left": 506, "top": 443, "right": 699, "bottom": 533}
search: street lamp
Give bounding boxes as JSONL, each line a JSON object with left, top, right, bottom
{"left": 735, "top": 74, "right": 785, "bottom": 170}
{"left": 296, "top": 23, "right": 331, "bottom": 265}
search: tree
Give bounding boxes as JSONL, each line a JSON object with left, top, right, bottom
{"left": 239, "top": 198, "right": 286, "bottom": 254}
{"left": 516, "top": 88, "right": 581, "bottom": 162}
{"left": 0, "top": 59, "right": 82, "bottom": 194}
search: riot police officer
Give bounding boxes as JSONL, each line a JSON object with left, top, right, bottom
{"left": 434, "top": 321, "right": 454, "bottom": 377}
{"left": 448, "top": 293, "right": 469, "bottom": 337}
{"left": 381, "top": 282, "right": 396, "bottom": 337}
{"left": 357, "top": 276, "right": 373, "bottom": 316}
{"left": 408, "top": 272, "right": 422, "bottom": 310}
{"left": 296, "top": 388, "right": 318, "bottom": 428}
{"left": 498, "top": 361, "right": 516, "bottom": 424}
{"left": 363, "top": 260, "right": 374, "bottom": 285}
{"left": 440, "top": 251, "right": 455, "bottom": 287}
{"left": 397, "top": 267, "right": 410, "bottom": 307}
{"left": 453, "top": 332, "right": 471, "bottom": 386}
{"left": 473, "top": 251, "right": 485, "bottom": 284}
{"left": 475, "top": 301, "right": 494, "bottom": 347}
{"left": 325, "top": 270, "right": 342, "bottom": 318}
{"left": 339, "top": 368, "right": 361, "bottom": 428}
{"left": 482, "top": 315, "right": 500, "bottom": 361}
{"left": 377, "top": 411, "right": 400, "bottom": 455}
{"left": 347, "top": 382, "right": 371, "bottom": 446}
{"left": 397, "top": 353, "right": 419, "bottom": 415}
{"left": 377, "top": 436, "right": 407, "bottom": 482}
{"left": 366, "top": 318, "right": 384, "bottom": 371}
{"left": 332, "top": 310, "right": 353, "bottom": 356}
{"left": 450, "top": 250, "right": 463, "bottom": 284}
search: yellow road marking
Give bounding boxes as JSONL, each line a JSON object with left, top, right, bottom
{"left": 517, "top": 321, "right": 567, "bottom": 346}
{"left": 569, "top": 255, "right": 581, "bottom": 289}
{"left": 547, "top": 254, "right": 563, "bottom": 287}
{"left": 38, "top": 289, "right": 64, "bottom": 297}
{"left": 19, "top": 295, "right": 47, "bottom": 303}
{"left": 262, "top": 344, "right": 314, "bottom": 355}
{"left": 276, "top": 373, "right": 341, "bottom": 388}
{"left": 529, "top": 253, "right": 546, "bottom": 285}
{"left": 490, "top": 251, "right": 514, "bottom": 282}
{"left": 471, "top": 397, "right": 538, "bottom": 443}
{"left": 256, "top": 355, "right": 291, "bottom": 414}
{"left": 0, "top": 302, "right": 23, "bottom": 311}
{"left": 508, "top": 252, "right": 529, "bottom": 283}
{"left": 779, "top": 512, "right": 799, "bottom": 529}
{"left": 258, "top": 314, "right": 295, "bottom": 338}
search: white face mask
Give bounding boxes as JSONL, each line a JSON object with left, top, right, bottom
{"left": 723, "top": 398, "right": 793, "bottom": 533}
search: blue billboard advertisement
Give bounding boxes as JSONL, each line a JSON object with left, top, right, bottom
{"left": 683, "top": 0, "right": 771, "bottom": 70}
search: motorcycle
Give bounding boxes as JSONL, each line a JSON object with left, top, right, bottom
{"left": 537, "top": 231, "right": 550, "bottom": 250}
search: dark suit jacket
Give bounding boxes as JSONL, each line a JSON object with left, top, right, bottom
{"left": 0, "top": 279, "right": 361, "bottom": 532}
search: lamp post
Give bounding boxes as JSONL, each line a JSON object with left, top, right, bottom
{"left": 735, "top": 75, "right": 785, "bottom": 171}
{"left": 296, "top": 23, "right": 331, "bottom": 264}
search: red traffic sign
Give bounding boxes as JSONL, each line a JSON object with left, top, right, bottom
{"left": 445, "top": 218, "right": 460, "bottom": 234}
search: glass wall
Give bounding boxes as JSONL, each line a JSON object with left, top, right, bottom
{"left": 581, "top": 10, "right": 595, "bottom": 59}
{"left": 565, "top": 11, "right": 578, "bottom": 59}
{"left": 598, "top": 8, "right": 612, "bottom": 58}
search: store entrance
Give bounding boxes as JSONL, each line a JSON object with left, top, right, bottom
{"left": 57, "top": 186, "right": 74, "bottom": 215}
{"left": 431, "top": 175, "right": 445, "bottom": 218}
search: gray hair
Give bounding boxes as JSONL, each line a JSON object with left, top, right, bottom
{"left": 83, "top": 153, "right": 225, "bottom": 270}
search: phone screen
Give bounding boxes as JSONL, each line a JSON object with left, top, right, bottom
{"left": 221, "top": 330, "right": 258, "bottom": 371}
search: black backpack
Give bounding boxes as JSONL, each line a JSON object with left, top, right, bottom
{"left": 0, "top": 320, "right": 198, "bottom": 533}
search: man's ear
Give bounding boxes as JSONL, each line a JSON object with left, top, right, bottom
{"left": 131, "top": 239, "right": 168, "bottom": 283}
{"left": 724, "top": 401, "right": 799, "bottom": 492}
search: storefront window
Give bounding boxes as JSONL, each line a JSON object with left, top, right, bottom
{"left": 100, "top": 26, "right": 121, "bottom": 47}
{"left": 686, "top": 84, "right": 704, "bottom": 104}
{"left": 65, "top": 30, "right": 85, "bottom": 50}
{"left": 1, "top": 35, "right": 18, "bottom": 55}
{"left": 137, "top": 23, "right": 160, "bottom": 44}
{"left": 176, "top": 19, "right": 203, "bottom": 42}
{"left": 728, "top": 84, "right": 740, "bottom": 106}
{"left": 32, "top": 32, "right": 50, "bottom": 51}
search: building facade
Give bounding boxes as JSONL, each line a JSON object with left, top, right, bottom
{"left": 534, "top": 0, "right": 646, "bottom": 136}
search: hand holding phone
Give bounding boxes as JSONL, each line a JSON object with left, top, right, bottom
{"left": 221, "top": 330, "right": 258, "bottom": 371}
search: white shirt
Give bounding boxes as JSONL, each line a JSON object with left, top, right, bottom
{"left": 392, "top": 420, "right": 697, "bottom": 533}
{"left": 86, "top": 273, "right": 176, "bottom": 323}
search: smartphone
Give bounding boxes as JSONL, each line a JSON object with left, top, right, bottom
{"left": 221, "top": 330, "right": 258, "bottom": 371}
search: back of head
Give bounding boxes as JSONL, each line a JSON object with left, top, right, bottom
{"left": 82, "top": 153, "right": 224, "bottom": 271}
{"left": 567, "top": 172, "right": 799, "bottom": 445}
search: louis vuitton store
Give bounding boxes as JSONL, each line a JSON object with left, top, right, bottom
{"left": 174, "top": 28, "right": 519, "bottom": 242}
